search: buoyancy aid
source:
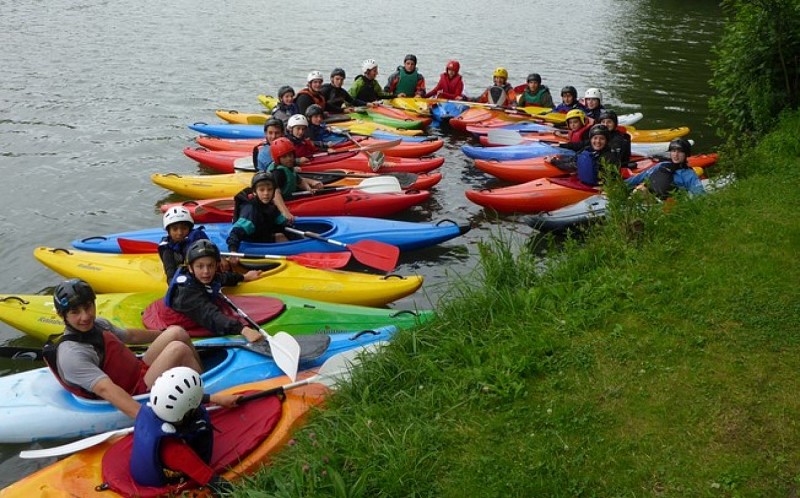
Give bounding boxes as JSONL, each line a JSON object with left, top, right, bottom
{"left": 266, "top": 164, "right": 299, "bottom": 198}
{"left": 389, "top": 67, "right": 423, "bottom": 96}
{"left": 577, "top": 150, "right": 603, "bottom": 186}
{"left": 351, "top": 75, "right": 383, "bottom": 103}
{"left": 518, "top": 86, "right": 551, "bottom": 106}
{"left": 286, "top": 133, "right": 317, "bottom": 158}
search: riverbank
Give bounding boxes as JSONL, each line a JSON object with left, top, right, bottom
{"left": 237, "top": 112, "right": 800, "bottom": 496}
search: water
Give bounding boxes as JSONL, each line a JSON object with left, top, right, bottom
{"left": 0, "top": 0, "right": 722, "bottom": 487}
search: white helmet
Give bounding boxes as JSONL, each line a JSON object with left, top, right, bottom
{"left": 307, "top": 70, "right": 324, "bottom": 83}
{"left": 149, "top": 367, "right": 204, "bottom": 423}
{"left": 362, "top": 59, "right": 378, "bottom": 73}
{"left": 584, "top": 88, "right": 603, "bottom": 101}
{"left": 162, "top": 206, "right": 194, "bottom": 229}
{"left": 287, "top": 114, "right": 308, "bottom": 128}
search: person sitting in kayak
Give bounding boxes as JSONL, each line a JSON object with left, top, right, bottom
{"left": 349, "top": 59, "right": 393, "bottom": 103}
{"left": 385, "top": 54, "right": 426, "bottom": 98}
{"left": 597, "top": 110, "right": 632, "bottom": 165}
{"left": 230, "top": 171, "right": 291, "bottom": 245}
{"left": 321, "top": 67, "right": 365, "bottom": 115}
{"left": 475, "top": 67, "right": 517, "bottom": 107}
{"left": 305, "top": 104, "right": 339, "bottom": 151}
{"left": 159, "top": 207, "right": 211, "bottom": 282}
{"left": 576, "top": 125, "right": 623, "bottom": 186}
{"left": 43, "top": 279, "right": 205, "bottom": 419}
{"left": 425, "top": 60, "right": 465, "bottom": 100}
{"left": 285, "top": 114, "right": 319, "bottom": 163}
{"left": 266, "top": 137, "right": 323, "bottom": 202}
{"left": 583, "top": 87, "right": 605, "bottom": 123}
{"left": 626, "top": 138, "right": 705, "bottom": 199}
{"left": 270, "top": 86, "right": 299, "bottom": 125}
{"left": 131, "top": 367, "right": 238, "bottom": 494}
{"left": 255, "top": 118, "right": 285, "bottom": 172}
{"left": 551, "top": 86, "right": 587, "bottom": 114}
{"left": 516, "top": 73, "right": 554, "bottom": 108}
{"left": 166, "top": 240, "right": 265, "bottom": 343}
{"left": 295, "top": 71, "right": 327, "bottom": 116}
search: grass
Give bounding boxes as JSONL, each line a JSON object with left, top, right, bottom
{"left": 233, "top": 112, "right": 800, "bottom": 497}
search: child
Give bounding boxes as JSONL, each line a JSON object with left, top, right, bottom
{"left": 385, "top": 54, "right": 426, "bottom": 98}
{"left": 295, "top": 70, "right": 327, "bottom": 116}
{"left": 552, "top": 86, "right": 586, "bottom": 113}
{"left": 255, "top": 118, "right": 285, "bottom": 172}
{"left": 516, "top": 73, "right": 554, "bottom": 108}
{"left": 349, "top": 59, "right": 393, "bottom": 103}
{"left": 267, "top": 137, "right": 323, "bottom": 200}
{"left": 270, "top": 86, "right": 298, "bottom": 125}
{"left": 130, "top": 366, "right": 238, "bottom": 492}
{"left": 583, "top": 87, "right": 605, "bottom": 122}
{"left": 626, "top": 139, "right": 705, "bottom": 199}
{"left": 475, "top": 67, "right": 517, "bottom": 107}
{"left": 321, "top": 67, "right": 365, "bottom": 115}
{"left": 576, "top": 124, "right": 622, "bottom": 186}
{"left": 159, "top": 207, "right": 210, "bottom": 282}
{"left": 597, "top": 110, "right": 632, "bottom": 165}
{"left": 425, "top": 60, "right": 465, "bottom": 100}
{"left": 284, "top": 114, "right": 318, "bottom": 163}
{"left": 305, "top": 104, "right": 338, "bottom": 150}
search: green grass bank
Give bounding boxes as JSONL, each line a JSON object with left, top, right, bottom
{"left": 236, "top": 112, "right": 800, "bottom": 497}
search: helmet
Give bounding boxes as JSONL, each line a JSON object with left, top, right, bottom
{"left": 307, "top": 70, "right": 324, "bottom": 83}
{"left": 287, "top": 114, "right": 308, "bottom": 128}
{"left": 598, "top": 110, "right": 618, "bottom": 125}
{"left": 149, "top": 367, "right": 204, "bottom": 423}
{"left": 270, "top": 137, "right": 295, "bottom": 163}
{"left": 362, "top": 59, "right": 378, "bottom": 73}
{"left": 668, "top": 138, "right": 692, "bottom": 156}
{"left": 589, "top": 124, "right": 610, "bottom": 139}
{"left": 493, "top": 67, "right": 509, "bottom": 79}
{"left": 53, "top": 279, "right": 96, "bottom": 316}
{"left": 565, "top": 109, "right": 586, "bottom": 125}
{"left": 263, "top": 117, "right": 284, "bottom": 132}
{"left": 584, "top": 88, "right": 602, "bottom": 101}
{"left": 526, "top": 73, "right": 542, "bottom": 84}
{"left": 162, "top": 206, "right": 194, "bottom": 230}
{"left": 305, "top": 104, "right": 324, "bottom": 119}
{"left": 560, "top": 85, "right": 577, "bottom": 99}
{"left": 251, "top": 171, "right": 277, "bottom": 190}
{"left": 185, "top": 239, "right": 220, "bottom": 265}
{"left": 404, "top": 54, "right": 417, "bottom": 64}
{"left": 330, "top": 67, "right": 346, "bottom": 79}
{"left": 446, "top": 60, "right": 460, "bottom": 73}
{"left": 277, "top": 85, "right": 295, "bottom": 99}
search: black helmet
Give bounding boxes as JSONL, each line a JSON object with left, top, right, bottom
{"left": 404, "top": 54, "right": 417, "bottom": 64}
{"left": 277, "top": 85, "right": 295, "bottom": 99}
{"left": 598, "top": 110, "right": 618, "bottom": 125}
{"left": 560, "top": 85, "right": 577, "bottom": 99}
{"left": 668, "top": 138, "right": 692, "bottom": 156}
{"left": 305, "top": 104, "right": 324, "bottom": 119}
{"left": 526, "top": 73, "right": 542, "bottom": 84}
{"left": 53, "top": 279, "right": 96, "bottom": 316}
{"left": 251, "top": 171, "right": 277, "bottom": 190}
{"left": 331, "top": 67, "right": 346, "bottom": 79}
{"left": 589, "top": 124, "right": 610, "bottom": 139}
{"left": 185, "top": 239, "right": 221, "bottom": 265}
{"left": 263, "top": 117, "right": 284, "bottom": 132}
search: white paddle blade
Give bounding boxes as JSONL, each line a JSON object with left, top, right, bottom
{"left": 20, "top": 427, "right": 134, "bottom": 459}
{"left": 315, "top": 341, "right": 388, "bottom": 389}
{"left": 266, "top": 331, "right": 301, "bottom": 382}
{"left": 357, "top": 176, "right": 402, "bottom": 193}
{"left": 487, "top": 129, "right": 525, "bottom": 146}
{"left": 233, "top": 156, "right": 256, "bottom": 171}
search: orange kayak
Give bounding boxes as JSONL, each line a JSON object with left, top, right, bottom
{"left": 465, "top": 176, "right": 599, "bottom": 213}
{"left": 195, "top": 136, "right": 444, "bottom": 158}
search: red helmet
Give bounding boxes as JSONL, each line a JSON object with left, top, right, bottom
{"left": 446, "top": 60, "right": 460, "bottom": 73}
{"left": 270, "top": 137, "right": 295, "bottom": 163}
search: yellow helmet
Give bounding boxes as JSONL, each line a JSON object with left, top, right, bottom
{"left": 493, "top": 67, "right": 509, "bottom": 79}
{"left": 565, "top": 109, "right": 586, "bottom": 125}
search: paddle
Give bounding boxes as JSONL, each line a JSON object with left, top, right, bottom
{"left": 232, "top": 138, "right": 401, "bottom": 172}
{"left": 300, "top": 170, "right": 418, "bottom": 189}
{"left": 18, "top": 345, "right": 379, "bottom": 459}
{"left": 217, "top": 291, "right": 300, "bottom": 382}
{"left": 290, "top": 176, "right": 403, "bottom": 196}
{"left": 485, "top": 129, "right": 562, "bottom": 147}
{"left": 339, "top": 130, "right": 395, "bottom": 171}
{"left": 283, "top": 227, "right": 399, "bottom": 272}
{"left": 115, "top": 239, "right": 351, "bottom": 269}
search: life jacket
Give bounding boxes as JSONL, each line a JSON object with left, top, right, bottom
{"left": 567, "top": 123, "right": 592, "bottom": 143}
{"left": 296, "top": 88, "right": 326, "bottom": 109}
{"left": 518, "top": 85, "right": 550, "bottom": 107}
{"left": 479, "top": 84, "right": 516, "bottom": 106}
{"left": 352, "top": 75, "right": 382, "bottom": 103}
{"left": 252, "top": 141, "right": 268, "bottom": 171}
{"left": 165, "top": 269, "right": 222, "bottom": 310}
{"left": 577, "top": 150, "right": 602, "bottom": 186}
{"left": 427, "top": 72, "right": 464, "bottom": 100}
{"left": 43, "top": 324, "right": 145, "bottom": 399}
{"left": 389, "top": 67, "right": 423, "bottom": 96}
{"left": 286, "top": 133, "right": 317, "bottom": 158}
{"left": 266, "top": 164, "right": 299, "bottom": 198}
{"left": 130, "top": 404, "right": 213, "bottom": 487}
{"left": 584, "top": 105, "right": 605, "bottom": 123}
{"left": 158, "top": 228, "right": 209, "bottom": 270}
{"left": 648, "top": 161, "right": 688, "bottom": 199}
{"left": 552, "top": 101, "right": 586, "bottom": 114}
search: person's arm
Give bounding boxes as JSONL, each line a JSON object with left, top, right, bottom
{"left": 414, "top": 75, "right": 426, "bottom": 97}
{"left": 123, "top": 328, "right": 163, "bottom": 344}
{"left": 348, "top": 79, "right": 365, "bottom": 99}
{"left": 271, "top": 189, "right": 294, "bottom": 224}
{"left": 92, "top": 377, "right": 142, "bottom": 418}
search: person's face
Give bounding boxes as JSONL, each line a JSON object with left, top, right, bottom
{"left": 65, "top": 302, "right": 96, "bottom": 333}
{"left": 527, "top": 80, "right": 540, "bottom": 92}
{"left": 585, "top": 97, "right": 600, "bottom": 109}
{"left": 446, "top": 68, "right": 456, "bottom": 77}
{"left": 265, "top": 125, "right": 283, "bottom": 143}
{"left": 255, "top": 182, "right": 275, "bottom": 204}
{"left": 366, "top": 67, "right": 378, "bottom": 78}
{"left": 331, "top": 75, "right": 345, "bottom": 88}
{"left": 404, "top": 60, "right": 416, "bottom": 72}
{"left": 600, "top": 118, "right": 616, "bottom": 131}
{"left": 670, "top": 149, "right": 687, "bottom": 163}
{"left": 309, "top": 79, "right": 323, "bottom": 91}
{"left": 310, "top": 114, "right": 323, "bottom": 125}
{"left": 167, "top": 222, "right": 192, "bottom": 243}
{"left": 567, "top": 118, "right": 582, "bottom": 130}
{"left": 290, "top": 125, "right": 306, "bottom": 138}
{"left": 281, "top": 92, "right": 294, "bottom": 105}
{"left": 562, "top": 92, "right": 575, "bottom": 105}
{"left": 279, "top": 151, "right": 296, "bottom": 167}
{"left": 189, "top": 256, "right": 217, "bottom": 285}
{"left": 493, "top": 76, "right": 506, "bottom": 86}
{"left": 591, "top": 134, "right": 607, "bottom": 150}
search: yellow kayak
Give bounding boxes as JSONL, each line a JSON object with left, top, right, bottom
{"left": 33, "top": 246, "right": 423, "bottom": 306}
{"left": 215, "top": 110, "right": 423, "bottom": 136}
{"left": 152, "top": 172, "right": 255, "bottom": 198}
{"left": 624, "top": 126, "right": 691, "bottom": 142}
{"left": 216, "top": 109, "right": 271, "bottom": 125}
{"left": 387, "top": 97, "right": 432, "bottom": 116}
{"left": 257, "top": 94, "right": 278, "bottom": 110}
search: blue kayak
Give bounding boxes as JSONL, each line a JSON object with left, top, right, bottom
{"left": 462, "top": 143, "right": 571, "bottom": 161}
{"left": 188, "top": 123, "right": 431, "bottom": 143}
{"left": 431, "top": 102, "right": 468, "bottom": 122}
{"left": 72, "top": 217, "right": 471, "bottom": 255}
{"left": 0, "top": 327, "right": 395, "bottom": 443}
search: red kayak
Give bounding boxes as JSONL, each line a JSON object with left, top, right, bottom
{"left": 195, "top": 136, "right": 444, "bottom": 158}
{"left": 475, "top": 153, "right": 719, "bottom": 184}
{"left": 449, "top": 107, "right": 529, "bottom": 132}
{"left": 184, "top": 147, "right": 444, "bottom": 175}
{"left": 162, "top": 189, "right": 432, "bottom": 223}
{"left": 465, "top": 177, "right": 600, "bottom": 214}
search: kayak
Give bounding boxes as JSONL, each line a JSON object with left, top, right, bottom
{"left": 151, "top": 170, "right": 443, "bottom": 199}
{"left": 189, "top": 123, "right": 431, "bottom": 143}
{"left": 476, "top": 126, "right": 691, "bottom": 144}
{"left": 0, "top": 289, "right": 431, "bottom": 342}
{"left": 0, "top": 374, "right": 327, "bottom": 496}
{"left": 465, "top": 176, "right": 600, "bottom": 213}
{"left": 465, "top": 113, "right": 646, "bottom": 137}
{"left": 33, "top": 246, "right": 423, "bottom": 306}
{"left": 70, "top": 217, "right": 471, "bottom": 255}
{"left": 0, "top": 327, "right": 394, "bottom": 443}
{"left": 215, "top": 110, "right": 426, "bottom": 136}
{"left": 387, "top": 97, "right": 432, "bottom": 116}
{"left": 431, "top": 101, "right": 469, "bottom": 121}
{"left": 462, "top": 140, "right": 686, "bottom": 161}
{"left": 183, "top": 147, "right": 445, "bottom": 175}
{"left": 160, "top": 188, "right": 432, "bottom": 223}
{"left": 195, "top": 135, "right": 445, "bottom": 158}
{"left": 257, "top": 94, "right": 278, "bottom": 110}
{"left": 474, "top": 153, "right": 719, "bottom": 184}
{"left": 359, "top": 106, "right": 433, "bottom": 128}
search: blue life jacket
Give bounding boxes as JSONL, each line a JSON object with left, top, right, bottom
{"left": 164, "top": 268, "right": 222, "bottom": 308}
{"left": 576, "top": 150, "right": 601, "bottom": 186}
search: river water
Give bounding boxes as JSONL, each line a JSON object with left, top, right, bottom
{"left": 0, "top": 0, "right": 722, "bottom": 487}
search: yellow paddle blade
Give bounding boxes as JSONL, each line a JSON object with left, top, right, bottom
{"left": 257, "top": 94, "right": 277, "bottom": 111}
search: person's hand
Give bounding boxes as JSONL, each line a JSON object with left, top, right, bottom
{"left": 227, "top": 256, "right": 240, "bottom": 266}
{"left": 219, "top": 258, "right": 232, "bottom": 272}
{"left": 283, "top": 212, "right": 296, "bottom": 225}
{"left": 397, "top": 93, "right": 407, "bottom": 98}
{"left": 242, "top": 270, "right": 262, "bottom": 282}
{"left": 310, "top": 180, "right": 324, "bottom": 190}
{"left": 241, "top": 326, "right": 264, "bottom": 343}
{"left": 209, "top": 393, "right": 240, "bottom": 408}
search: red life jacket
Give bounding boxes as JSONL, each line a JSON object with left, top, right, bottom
{"left": 295, "top": 88, "right": 326, "bottom": 109}
{"left": 427, "top": 73, "right": 464, "bottom": 100}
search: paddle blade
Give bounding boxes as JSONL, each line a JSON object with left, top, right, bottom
{"left": 355, "top": 176, "right": 402, "bottom": 193}
{"left": 266, "top": 331, "right": 301, "bottom": 382}
{"left": 286, "top": 251, "right": 351, "bottom": 269}
{"left": 20, "top": 427, "right": 134, "bottom": 459}
{"left": 348, "top": 239, "right": 400, "bottom": 272}
{"left": 487, "top": 129, "right": 525, "bottom": 146}
{"left": 118, "top": 238, "right": 159, "bottom": 254}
